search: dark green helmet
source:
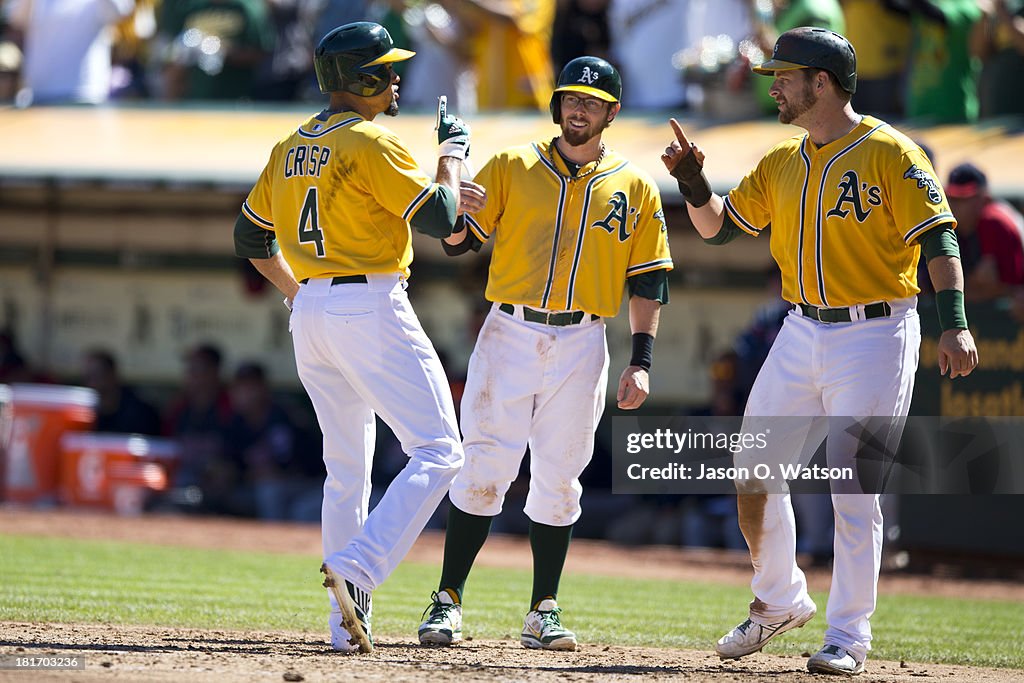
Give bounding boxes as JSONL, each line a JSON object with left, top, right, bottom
{"left": 549, "top": 56, "right": 622, "bottom": 123}
{"left": 752, "top": 26, "right": 857, "bottom": 94}
{"left": 314, "top": 22, "right": 415, "bottom": 96}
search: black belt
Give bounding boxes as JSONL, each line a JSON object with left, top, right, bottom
{"left": 798, "top": 301, "right": 892, "bottom": 323}
{"left": 300, "top": 275, "right": 368, "bottom": 285}
{"left": 498, "top": 303, "right": 599, "bottom": 326}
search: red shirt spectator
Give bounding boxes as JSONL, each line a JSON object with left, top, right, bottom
{"left": 946, "top": 162, "right": 1024, "bottom": 301}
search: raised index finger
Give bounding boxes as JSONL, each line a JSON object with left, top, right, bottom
{"left": 669, "top": 118, "right": 690, "bottom": 148}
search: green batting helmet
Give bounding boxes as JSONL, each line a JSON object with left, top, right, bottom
{"left": 752, "top": 26, "right": 857, "bottom": 94}
{"left": 314, "top": 22, "right": 415, "bottom": 96}
{"left": 550, "top": 56, "right": 622, "bottom": 123}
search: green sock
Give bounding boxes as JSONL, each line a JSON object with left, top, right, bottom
{"left": 437, "top": 505, "right": 493, "bottom": 602}
{"left": 529, "top": 520, "right": 573, "bottom": 609}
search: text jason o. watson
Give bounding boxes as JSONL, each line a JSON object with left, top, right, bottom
{"left": 626, "top": 462, "right": 853, "bottom": 481}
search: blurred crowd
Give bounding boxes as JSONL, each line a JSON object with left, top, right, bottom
{"left": 0, "top": 0, "right": 1022, "bottom": 123}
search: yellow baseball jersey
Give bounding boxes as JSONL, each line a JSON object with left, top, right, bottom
{"left": 241, "top": 112, "right": 441, "bottom": 282}
{"left": 465, "top": 140, "right": 673, "bottom": 318}
{"left": 724, "top": 115, "right": 954, "bottom": 307}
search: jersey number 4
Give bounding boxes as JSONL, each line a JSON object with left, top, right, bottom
{"left": 299, "top": 187, "right": 325, "bottom": 257}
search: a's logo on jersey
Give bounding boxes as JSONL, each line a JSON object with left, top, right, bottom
{"left": 826, "top": 170, "right": 881, "bottom": 222}
{"left": 578, "top": 66, "right": 599, "bottom": 84}
{"left": 903, "top": 164, "right": 942, "bottom": 204}
{"left": 592, "top": 191, "right": 636, "bottom": 242}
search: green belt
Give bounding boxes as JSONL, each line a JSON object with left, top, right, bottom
{"left": 498, "top": 303, "right": 599, "bottom": 326}
{"left": 300, "top": 275, "right": 368, "bottom": 285}
{"left": 798, "top": 301, "right": 892, "bottom": 323}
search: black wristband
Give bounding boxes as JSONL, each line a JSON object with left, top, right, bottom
{"left": 630, "top": 333, "right": 655, "bottom": 371}
{"left": 451, "top": 215, "right": 467, "bottom": 234}
{"left": 669, "top": 146, "right": 713, "bottom": 208}
{"left": 675, "top": 174, "right": 713, "bottom": 208}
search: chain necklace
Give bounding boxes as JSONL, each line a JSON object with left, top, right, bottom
{"left": 549, "top": 137, "right": 606, "bottom": 180}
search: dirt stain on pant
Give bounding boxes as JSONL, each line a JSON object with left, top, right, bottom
{"left": 738, "top": 493, "right": 767, "bottom": 562}
{"left": 749, "top": 597, "right": 769, "bottom": 619}
{"left": 467, "top": 484, "right": 499, "bottom": 507}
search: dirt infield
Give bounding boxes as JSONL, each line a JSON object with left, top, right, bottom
{"left": 0, "top": 621, "right": 1018, "bottom": 683}
{"left": 2, "top": 509, "right": 1022, "bottom": 682}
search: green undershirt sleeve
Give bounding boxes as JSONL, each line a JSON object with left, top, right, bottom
{"left": 409, "top": 184, "right": 458, "bottom": 239}
{"left": 442, "top": 217, "right": 485, "bottom": 256}
{"left": 919, "top": 224, "right": 960, "bottom": 261}
{"left": 702, "top": 214, "right": 751, "bottom": 245}
{"left": 233, "top": 213, "right": 279, "bottom": 259}
{"left": 627, "top": 269, "right": 670, "bottom": 304}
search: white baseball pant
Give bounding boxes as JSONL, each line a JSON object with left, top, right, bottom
{"left": 736, "top": 296, "right": 920, "bottom": 661}
{"left": 290, "top": 274, "right": 464, "bottom": 595}
{"left": 449, "top": 303, "right": 609, "bottom": 527}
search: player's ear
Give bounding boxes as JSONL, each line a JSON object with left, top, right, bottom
{"left": 607, "top": 102, "right": 621, "bottom": 123}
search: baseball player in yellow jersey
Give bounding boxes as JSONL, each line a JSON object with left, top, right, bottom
{"left": 417, "top": 56, "right": 673, "bottom": 651}
{"left": 661, "top": 28, "right": 978, "bottom": 675}
{"left": 232, "top": 22, "right": 472, "bottom": 654}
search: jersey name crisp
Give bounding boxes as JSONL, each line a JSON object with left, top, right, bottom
{"left": 242, "top": 112, "right": 440, "bottom": 282}
{"left": 725, "top": 115, "right": 955, "bottom": 307}
{"left": 465, "top": 141, "right": 672, "bottom": 318}
{"left": 283, "top": 145, "right": 331, "bottom": 178}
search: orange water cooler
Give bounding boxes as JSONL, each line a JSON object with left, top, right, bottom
{"left": 1, "top": 384, "right": 97, "bottom": 504}
{"left": 59, "top": 433, "right": 179, "bottom": 515}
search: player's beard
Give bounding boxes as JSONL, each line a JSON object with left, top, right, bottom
{"left": 778, "top": 81, "right": 817, "bottom": 124}
{"left": 385, "top": 94, "right": 399, "bottom": 117}
{"left": 560, "top": 114, "right": 610, "bottom": 147}
{"left": 384, "top": 87, "right": 399, "bottom": 117}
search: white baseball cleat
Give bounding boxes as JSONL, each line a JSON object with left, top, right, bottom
{"left": 418, "top": 589, "right": 463, "bottom": 645}
{"left": 321, "top": 562, "right": 373, "bottom": 654}
{"left": 521, "top": 599, "right": 578, "bottom": 651}
{"left": 715, "top": 602, "right": 816, "bottom": 659}
{"left": 328, "top": 610, "right": 363, "bottom": 653}
{"left": 807, "top": 644, "right": 865, "bottom": 675}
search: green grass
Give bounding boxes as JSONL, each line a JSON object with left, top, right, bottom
{"left": 1, "top": 534, "right": 1021, "bottom": 669}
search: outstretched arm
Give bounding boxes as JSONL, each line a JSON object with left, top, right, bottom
{"left": 410, "top": 97, "right": 471, "bottom": 239}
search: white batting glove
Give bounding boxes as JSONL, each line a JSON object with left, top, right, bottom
{"left": 435, "top": 95, "right": 470, "bottom": 160}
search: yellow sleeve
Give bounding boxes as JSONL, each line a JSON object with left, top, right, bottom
{"left": 724, "top": 156, "right": 772, "bottom": 237}
{"left": 464, "top": 153, "right": 507, "bottom": 243}
{"left": 626, "top": 180, "right": 674, "bottom": 277}
{"left": 360, "top": 132, "right": 438, "bottom": 222}
{"left": 241, "top": 146, "right": 279, "bottom": 231}
{"left": 889, "top": 148, "right": 957, "bottom": 244}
